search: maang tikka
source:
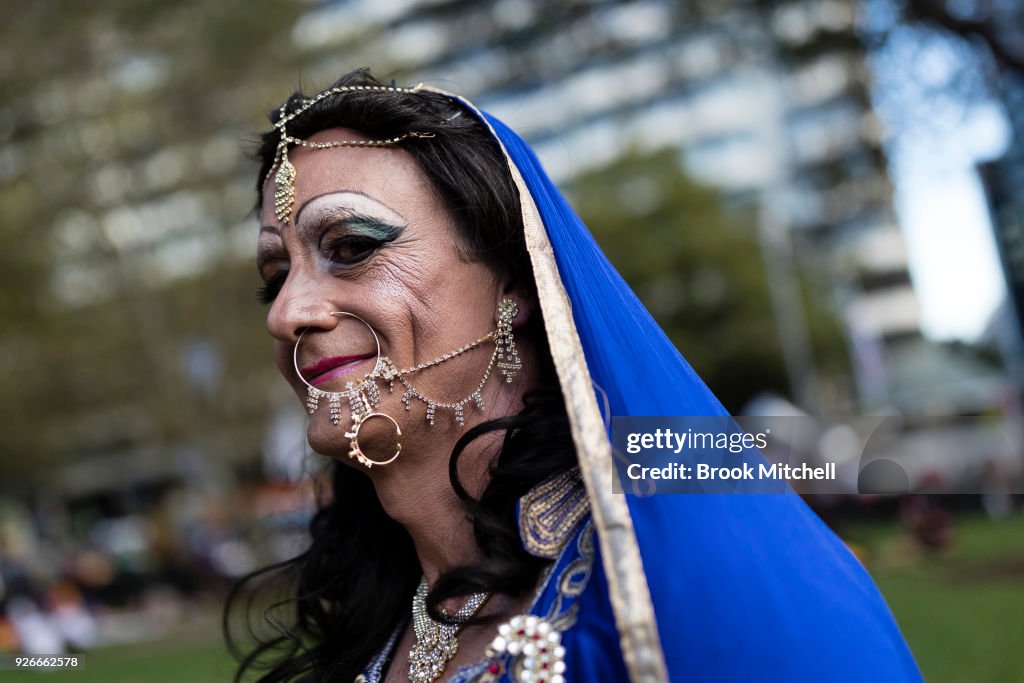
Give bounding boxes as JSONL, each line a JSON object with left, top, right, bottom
{"left": 268, "top": 82, "right": 432, "bottom": 225}
{"left": 295, "top": 299, "right": 522, "bottom": 469}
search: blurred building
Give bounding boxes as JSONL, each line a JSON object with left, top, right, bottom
{"left": 290, "top": 0, "right": 923, "bottom": 412}
{"left": 978, "top": 69, "right": 1024, "bottom": 398}
{"left": 0, "top": 1, "right": 983, "bottom": 505}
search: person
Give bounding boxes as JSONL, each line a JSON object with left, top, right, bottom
{"left": 226, "top": 68, "right": 922, "bottom": 683}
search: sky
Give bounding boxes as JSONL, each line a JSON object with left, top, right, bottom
{"left": 870, "top": 18, "right": 1011, "bottom": 343}
{"left": 893, "top": 103, "right": 1008, "bottom": 341}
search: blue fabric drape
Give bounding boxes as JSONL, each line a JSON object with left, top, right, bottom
{"left": 483, "top": 112, "right": 922, "bottom": 682}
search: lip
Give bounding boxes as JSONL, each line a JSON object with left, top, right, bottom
{"left": 301, "top": 354, "right": 376, "bottom": 387}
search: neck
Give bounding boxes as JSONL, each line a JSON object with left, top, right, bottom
{"left": 368, "top": 357, "right": 535, "bottom": 585}
{"left": 369, "top": 413, "right": 505, "bottom": 585}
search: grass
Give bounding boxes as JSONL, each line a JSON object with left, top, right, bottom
{"left": 4, "top": 617, "right": 236, "bottom": 683}
{"left": 844, "top": 512, "right": 1024, "bottom": 683}
{"left": 5, "top": 513, "right": 1023, "bottom": 682}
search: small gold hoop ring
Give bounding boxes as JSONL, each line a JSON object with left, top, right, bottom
{"left": 348, "top": 412, "right": 403, "bottom": 468}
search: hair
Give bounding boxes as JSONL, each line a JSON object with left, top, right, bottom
{"left": 225, "top": 69, "right": 577, "bottom": 682}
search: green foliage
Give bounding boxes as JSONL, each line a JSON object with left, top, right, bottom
{"left": 0, "top": 0, "right": 302, "bottom": 489}
{"left": 572, "top": 148, "right": 847, "bottom": 412}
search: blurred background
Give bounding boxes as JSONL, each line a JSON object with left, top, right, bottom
{"left": 1, "top": 0, "right": 1023, "bottom": 681}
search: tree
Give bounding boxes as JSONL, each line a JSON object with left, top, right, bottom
{"left": 0, "top": 0, "right": 302, "bottom": 491}
{"left": 571, "top": 149, "right": 849, "bottom": 413}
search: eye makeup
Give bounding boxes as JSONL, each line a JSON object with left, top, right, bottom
{"left": 319, "top": 213, "right": 404, "bottom": 244}
{"left": 295, "top": 191, "right": 407, "bottom": 239}
{"left": 316, "top": 212, "right": 404, "bottom": 266}
{"left": 255, "top": 191, "right": 407, "bottom": 304}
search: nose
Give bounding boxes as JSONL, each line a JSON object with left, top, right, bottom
{"left": 265, "top": 271, "right": 338, "bottom": 344}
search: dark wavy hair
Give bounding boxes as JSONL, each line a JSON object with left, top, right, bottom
{"left": 224, "top": 68, "right": 577, "bottom": 682}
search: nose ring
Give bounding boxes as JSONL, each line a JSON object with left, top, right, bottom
{"left": 292, "top": 312, "right": 383, "bottom": 396}
{"left": 291, "top": 312, "right": 401, "bottom": 468}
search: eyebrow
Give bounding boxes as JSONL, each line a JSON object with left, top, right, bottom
{"left": 259, "top": 190, "right": 406, "bottom": 250}
{"left": 296, "top": 190, "right": 406, "bottom": 229}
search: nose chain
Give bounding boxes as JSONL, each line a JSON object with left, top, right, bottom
{"left": 301, "top": 299, "right": 522, "bottom": 469}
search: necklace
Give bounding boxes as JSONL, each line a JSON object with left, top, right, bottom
{"left": 408, "top": 577, "right": 489, "bottom": 683}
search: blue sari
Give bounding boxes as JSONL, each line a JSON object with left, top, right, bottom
{"left": 418, "top": 89, "right": 922, "bottom": 682}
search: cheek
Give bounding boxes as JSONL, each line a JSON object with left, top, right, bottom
{"left": 419, "top": 269, "right": 501, "bottom": 356}
{"left": 365, "top": 244, "right": 457, "bottom": 323}
{"left": 273, "top": 339, "right": 300, "bottom": 389}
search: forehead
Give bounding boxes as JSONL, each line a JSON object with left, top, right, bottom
{"left": 261, "top": 127, "right": 437, "bottom": 227}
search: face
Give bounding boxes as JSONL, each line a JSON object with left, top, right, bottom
{"left": 257, "top": 128, "right": 520, "bottom": 466}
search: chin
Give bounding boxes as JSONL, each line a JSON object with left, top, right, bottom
{"left": 305, "top": 416, "right": 351, "bottom": 459}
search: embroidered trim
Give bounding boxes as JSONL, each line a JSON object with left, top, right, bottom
{"left": 358, "top": 618, "right": 406, "bottom": 683}
{"left": 475, "top": 520, "right": 598, "bottom": 679}
{"left": 519, "top": 467, "right": 589, "bottom": 559}
{"left": 545, "top": 519, "right": 593, "bottom": 633}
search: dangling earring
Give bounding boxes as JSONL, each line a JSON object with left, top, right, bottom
{"left": 495, "top": 298, "right": 522, "bottom": 383}
{"left": 379, "top": 298, "right": 524, "bottom": 426}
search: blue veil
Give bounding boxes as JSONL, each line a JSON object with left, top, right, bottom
{"left": 429, "top": 88, "right": 921, "bottom": 682}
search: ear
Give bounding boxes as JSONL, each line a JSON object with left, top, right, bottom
{"left": 497, "top": 278, "right": 534, "bottom": 332}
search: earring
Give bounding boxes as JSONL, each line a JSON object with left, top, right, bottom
{"left": 496, "top": 298, "right": 522, "bottom": 383}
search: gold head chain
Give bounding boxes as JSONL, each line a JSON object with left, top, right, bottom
{"left": 269, "top": 83, "right": 435, "bottom": 224}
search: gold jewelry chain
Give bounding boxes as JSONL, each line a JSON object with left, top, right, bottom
{"left": 270, "top": 82, "right": 433, "bottom": 224}
{"left": 274, "top": 83, "right": 426, "bottom": 128}
{"left": 280, "top": 130, "right": 434, "bottom": 150}
{"left": 300, "top": 299, "right": 520, "bottom": 467}
{"left": 395, "top": 332, "right": 494, "bottom": 375}
{"left": 373, "top": 331, "right": 497, "bottom": 427}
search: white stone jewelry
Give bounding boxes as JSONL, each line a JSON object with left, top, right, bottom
{"left": 487, "top": 615, "right": 566, "bottom": 683}
{"left": 388, "top": 297, "right": 520, "bottom": 426}
{"left": 293, "top": 313, "right": 402, "bottom": 467}
{"left": 268, "top": 82, "right": 431, "bottom": 225}
{"left": 387, "top": 332, "right": 495, "bottom": 427}
{"left": 409, "top": 577, "right": 489, "bottom": 683}
{"left": 293, "top": 300, "right": 521, "bottom": 469}
{"left": 495, "top": 298, "right": 522, "bottom": 382}
{"left": 293, "top": 311, "right": 382, "bottom": 426}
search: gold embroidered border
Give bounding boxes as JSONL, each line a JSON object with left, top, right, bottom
{"left": 545, "top": 519, "right": 594, "bottom": 633}
{"left": 422, "top": 86, "right": 669, "bottom": 683}
{"left": 519, "top": 467, "right": 589, "bottom": 558}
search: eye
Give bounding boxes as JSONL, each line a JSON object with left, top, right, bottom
{"left": 322, "top": 235, "right": 381, "bottom": 265}
{"left": 256, "top": 271, "right": 287, "bottom": 305}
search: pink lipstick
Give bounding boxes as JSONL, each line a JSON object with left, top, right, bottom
{"left": 301, "top": 354, "right": 375, "bottom": 386}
